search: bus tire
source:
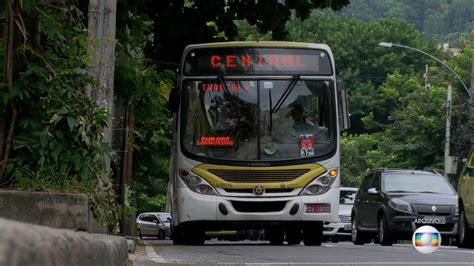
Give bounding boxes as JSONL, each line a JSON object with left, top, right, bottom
{"left": 268, "top": 228, "right": 285, "bottom": 245}
{"left": 286, "top": 227, "right": 302, "bottom": 245}
{"left": 184, "top": 225, "right": 205, "bottom": 245}
{"left": 458, "top": 209, "right": 474, "bottom": 248}
{"left": 303, "top": 222, "right": 323, "bottom": 246}
{"left": 172, "top": 225, "right": 185, "bottom": 245}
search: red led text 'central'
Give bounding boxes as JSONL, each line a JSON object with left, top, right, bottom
{"left": 210, "top": 54, "right": 306, "bottom": 69}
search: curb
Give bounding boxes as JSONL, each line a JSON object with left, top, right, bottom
{"left": 0, "top": 218, "right": 129, "bottom": 266}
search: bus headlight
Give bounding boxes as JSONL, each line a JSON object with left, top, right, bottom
{"left": 300, "top": 169, "right": 337, "bottom": 196}
{"left": 181, "top": 175, "right": 218, "bottom": 196}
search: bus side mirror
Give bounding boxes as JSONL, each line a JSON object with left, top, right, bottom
{"left": 167, "top": 88, "right": 180, "bottom": 113}
{"left": 337, "top": 80, "right": 350, "bottom": 130}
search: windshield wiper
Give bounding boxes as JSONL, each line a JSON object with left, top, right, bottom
{"left": 217, "top": 72, "right": 240, "bottom": 120}
{"left": 386, "top": 190, "right": 413, "bottom": 193}
{"left": 272, "top": 75, "right": 300, "bottom": 113}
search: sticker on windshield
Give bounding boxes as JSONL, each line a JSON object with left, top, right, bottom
{"left": 263, "top": 81, "right": 273, "bottom": 89}
{"left": 197, "top": 136, "right": 234, "bottom": 146}
{"left": 264, "top": 143, "right": 277, "bottom": 155}
{"left": 299, "top": 134, "right": 314, "bottom": 157}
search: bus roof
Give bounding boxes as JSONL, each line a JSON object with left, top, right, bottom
{"left": 184, "top": 41, "right": 331, "bottom": 51}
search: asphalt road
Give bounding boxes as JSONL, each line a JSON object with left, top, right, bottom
{"left": 130, "top": 239, "right": 474, "bottom": 265}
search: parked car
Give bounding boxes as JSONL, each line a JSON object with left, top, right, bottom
{"left": 458, "top": 148, "right": 474, "bottom": 248}
{"left": 323, "top": 187, "right": 358, "bottom": 242}
{"left": 136, "top": 212, "right": 172, "bottom": 239}
{"left": 351, "top": 169, "right": 458, "bottom": 246}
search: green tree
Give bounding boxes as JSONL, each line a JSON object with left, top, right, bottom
{"left": 280, "top": 12, "right": 439, "bottom": 133}
{"left": 119, "top": 0, "right": 349, "bottom": 67}
{"left": 1, "top": 0, "right": 120, "bottom": 229}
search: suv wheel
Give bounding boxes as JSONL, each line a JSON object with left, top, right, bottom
{"left": 378, "top": 215, "right": 393, "bottom": 246}
{"left": 351, "top": 218, "right": 367, "bottom": 245}
{"left": 137, "top": 228, "right": 142, "bottom": 240}
{"left": 458, "top": 209, "right": 474, "bottom": 248}
{"left": 303, "top": 222, "right": 323, "bottom": 246}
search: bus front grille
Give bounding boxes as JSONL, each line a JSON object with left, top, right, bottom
{"left": 230, "top": 201, "right": 287, "bottom": 213}
{"left": 208, "top": 169, "right": 310, "bottom": 183}
{"left": 224, "top": 188, "right": 294, "bottom": 193}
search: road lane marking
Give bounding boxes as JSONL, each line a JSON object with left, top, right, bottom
{"left": 220, "top": 263, "right": 474, "bottom": 265}
{"left": 145, "top": 245, "right": 168, "bottom": 263}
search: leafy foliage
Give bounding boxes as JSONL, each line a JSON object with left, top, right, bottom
{"left": 238, "top": 11, "right": 472, "bottom": 187}
{"left": 118, "top": 0, "right": 350, "bottom": 68}
{"left": 2, "top": 1, "right": 119, "bottom": 229}
{"left": 337, "top": 0, "right": 474, "bottom": 46}
{"left": 114, "top": 9, "right": 174, "bottom": 213}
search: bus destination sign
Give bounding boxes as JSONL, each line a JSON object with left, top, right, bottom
{"left": 184, "top": 47, "right": 332, "bottom": 76}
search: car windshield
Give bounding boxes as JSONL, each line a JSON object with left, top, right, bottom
{"left": 340, "top": 190, "right": 357, "bottom": 204}
{"left": 181, "top": 79, "right": 336, "bottom": 162}
{"left": 383, "top": 173, "right": 456, "bottom": 194}
{"left": 159, "top": 214, "right": 171, "bottom": 222}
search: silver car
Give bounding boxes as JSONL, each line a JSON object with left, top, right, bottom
{"left": 136, "top": 212, "right": 172, "bottom": 239}
{"left": 323, "top": 187, "right": 358, "bottom": 242}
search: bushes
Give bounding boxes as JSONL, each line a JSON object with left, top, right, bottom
{"left": 1, "top": 1, "right": 119, "bottom": 230}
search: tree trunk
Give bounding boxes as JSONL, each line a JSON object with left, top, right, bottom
{"left": 0, "top": 0, "right": 17, "bottom": 182}
{"left": 87, "top": 0, "right": 117, "bottom": 169}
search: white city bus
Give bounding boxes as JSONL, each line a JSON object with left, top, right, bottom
{"left": 167, "top": 41, "right": 349, "bottom": 245}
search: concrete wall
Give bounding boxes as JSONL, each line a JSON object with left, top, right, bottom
{"left": 0, "top": 218, "right": 128, "bottom": 266}
{"left": 0, "top": 190, "right": 105, "bottom": 233}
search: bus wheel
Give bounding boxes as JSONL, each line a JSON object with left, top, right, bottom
{"left": 303, "top": 222, "right": 323, "bottom": 246}
{"left": 172, "top": 225, "right": 185, "bottom": 245}
{"left": 458, "top": 209, "right": 474, "bottom": 248}
{"left": 286, "top": 227, "right": 302, "bottom": 245}
{"left": 184, "top": 226, "right": 205, "bottom": 245}
{"left": 268, "top": 228, "right": 285, "bottom": 245}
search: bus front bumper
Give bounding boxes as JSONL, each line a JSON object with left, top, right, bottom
{"left": 175, "top": 187, "right": 339, "bottom": 225}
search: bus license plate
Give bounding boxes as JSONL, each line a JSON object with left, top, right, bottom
{"left": 305, "top": 203, "right": 330, "bottom": 213}
{"left": 344, "top": 224, "right": 352, "bottom": 230}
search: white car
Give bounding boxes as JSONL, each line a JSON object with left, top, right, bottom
{"left": 136, "top": 212, "right": 172, "bottom": 239}
{"left": 323, "top": 187, "right": 358, "bottom": 242}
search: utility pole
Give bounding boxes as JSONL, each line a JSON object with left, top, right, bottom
{"left": 470, "top": 56, "right": 474, "bottom": 150}
{"left": 87, "top": 0, "right": 117, "bottom": 168}
{"left": 444, "top": 84, "right": 452, "bottom": 175}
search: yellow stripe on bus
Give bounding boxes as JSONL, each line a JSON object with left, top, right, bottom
{"left": 192, "top": 163, "right": 326, "bottom": 189}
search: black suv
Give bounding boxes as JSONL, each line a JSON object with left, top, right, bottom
{"left": 351, "top": 169, "right": 458, "bottom": 246}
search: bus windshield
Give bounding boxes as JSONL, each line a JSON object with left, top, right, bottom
{"left": 181, "top": 79, "right": 336, "bottom": 162}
